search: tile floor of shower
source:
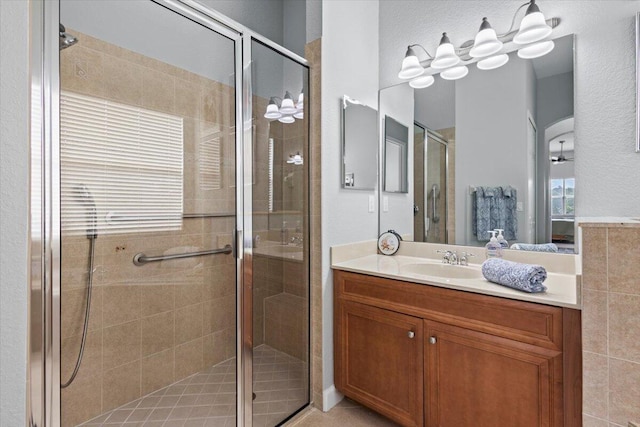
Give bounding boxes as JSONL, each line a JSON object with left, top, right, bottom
{"left": 80, "top": 345, "right": 308, "bottom": 427}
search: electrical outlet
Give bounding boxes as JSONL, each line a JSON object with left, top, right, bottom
{"left": 368, "top": 195, "right": 375, "bottom": 213}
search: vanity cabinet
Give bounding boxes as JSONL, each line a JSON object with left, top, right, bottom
{"left": 333, "top": 270, "right": 582, "bottom": 427}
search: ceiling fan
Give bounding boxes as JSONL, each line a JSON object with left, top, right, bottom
{"left": 551, "top": 140, "right": 574, "bottom": 164}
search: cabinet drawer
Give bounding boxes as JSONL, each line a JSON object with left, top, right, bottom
{"left": 335, "top": 270, "right": 563, "bottom": 350}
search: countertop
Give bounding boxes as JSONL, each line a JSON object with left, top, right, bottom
{"left": 331, "top": 241, "right": 580, "bottom": 309}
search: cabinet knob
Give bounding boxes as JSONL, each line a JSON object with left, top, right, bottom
{"left": 407, "top": 331, "right": 415, "bottom": 339}
{"left": 429, "top": 336, "right": 437, "bottom": 344}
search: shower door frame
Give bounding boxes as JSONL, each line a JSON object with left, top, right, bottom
{"left": 28, "top": 1, "right": 310, "bottom": 426}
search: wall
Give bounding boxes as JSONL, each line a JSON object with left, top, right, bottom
{"left": 321, "top": 0, "right": 379, "bottom": 410}
{"left": 0, "top": 0, "right": 29, "bottom": 425}
{"left": 379, "top": 0, "right": 640, "bottom": 217}
{"left": 581, "top": 224, "right": 640, "bottom": 427}
{"left": 455, "top": 55, "right": 534, "bottom": 245}
{"left": 415, "top": 78, "right": 455, "bottom": 131}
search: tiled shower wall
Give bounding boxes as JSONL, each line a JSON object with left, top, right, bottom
{"left": 60, "top": 31, "right": 237, "bottom": 426}
{"left": 581, "top": 224, "right": 640, "bottom": 427}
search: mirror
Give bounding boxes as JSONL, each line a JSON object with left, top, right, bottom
{"left": 379, "top": 34, "right": 576, "bottom": 253}
{"left": 341, "top": 96, "right": 378, "bottom": 190}
{"left": 383, "top": 116, "right": 409, "bottom": 193}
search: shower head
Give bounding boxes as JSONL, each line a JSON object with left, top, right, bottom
{"left": 59, "top": 24, "right": 78, "bottom": 50}
{"left": 72, "top": 184, "right": 98, "bottom": 239}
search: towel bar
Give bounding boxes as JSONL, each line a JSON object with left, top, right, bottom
{"left": 133, "top": 244, "right": 233, "bottom": 266}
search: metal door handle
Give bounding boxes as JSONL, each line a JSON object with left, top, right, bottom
{"left": 429, "top": 336, "right": 437, "bottom": 344}
{"left": 408, "top": 331, "right": 415, "bottom": 339}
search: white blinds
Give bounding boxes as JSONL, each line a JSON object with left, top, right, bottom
{"left": 198, "top": 130, "right": 222, "bottom": 191}
{"left": 60, "top": 91, "right": 184, "bottom": 236}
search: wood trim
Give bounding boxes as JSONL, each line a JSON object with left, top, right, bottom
{"left": 562, "top": 308, "right": 583, "bottom": 427}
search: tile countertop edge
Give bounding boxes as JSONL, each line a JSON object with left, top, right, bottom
{"left": 331, "top": 253, "right": 581, "bottom": 310}
{"left": 577, "top": 216, "right": 640, "bottom": 228}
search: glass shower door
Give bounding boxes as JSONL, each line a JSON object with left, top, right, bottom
{"left": 58, "top": 2, "right": 240, "bottom": 425}
{"left": 248, "top": 39, "right": 310, "bottom": 426}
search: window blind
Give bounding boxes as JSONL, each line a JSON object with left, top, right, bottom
{"left": 198, "top": 130, "right": 222, "bottom": 191}
{"left": 60, "top": 91, "right": 184, "bottom": 236}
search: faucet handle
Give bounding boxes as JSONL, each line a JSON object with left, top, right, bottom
{"left": 459, "top": 251, "right": 476, "bottom": 266}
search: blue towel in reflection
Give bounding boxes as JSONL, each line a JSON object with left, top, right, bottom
{"left": 481, "top": 258, "right": 547, "bottom": 293}
{"left": 510, "top": 243, "right": 558, "bottom": 253}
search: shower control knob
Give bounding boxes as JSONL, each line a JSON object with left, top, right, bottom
{"left": 407, "top": 331, "right": 415, "bottom": 339}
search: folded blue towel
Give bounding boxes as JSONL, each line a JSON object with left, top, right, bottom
{"left": 510, "top": 243, "right": 558, "bottom": 253}
{"left": 481, "top": 258, "right": 547, "bottom": 293}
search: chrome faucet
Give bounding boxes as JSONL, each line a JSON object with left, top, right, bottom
{"left": 436, "top": 249, "right": 458, "bottom": 265}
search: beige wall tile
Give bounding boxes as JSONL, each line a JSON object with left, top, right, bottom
{"left": 61, "top": 329, "right": 102, "bottom": 384}
{"left": 142, "top": 349, "right": 175, "bottom": 395}
{"left": 609, "top": 358, "right": 640, "bottom": 426}
{"left": 582, "top": 228, "right": 608, "bottom": 290}
{"left": 609, "top": 293, "right": 640, "bottom": 363}
{"left": 103, "top": 360, "right": 142, "bottom": 412}
{"left": 175, "top": 283, "right": 205, "bottom": 309}
{"left": 175, "top": 303, "right": 204, "bottom": 345}
{"left": 103, "top": 320, "right": 141, "bottom": 371}
{"left": 175, "top": 338, "right": 204, "bottom": 380}
{"left": 608, "top": 228, "right": 640, "bottom": 295}
{"left": 583, "top": 351, "right": 609, "bottom": 419}
{"left": 103, "top": 284, "right": 141, "bottom": 327}
{"left": 141, "top": 67, "right": 175, "bottom": 114}
{"left": 140, "top": 284, "right": 175, "bottom": 316}
{"left": 582, "top": 415, "right": 609, "bottom": 427}
{"left": 61, "top": 286, "right": 102, "bottom": 339}
{"left": 102, "top": 55, "right": 143, "bottom": 106}
{"left": 583, "top": 289, "right": 609, "bottom": 355}
{"left": 142, "top": 311, "right": 175, "bottom": 356}
{"left": 60, "top": 45, "right": 105, "bottom": 97}
{"left": 61, "top": 366, "right": 103, "bottom": 427}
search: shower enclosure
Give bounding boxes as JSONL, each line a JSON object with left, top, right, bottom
{"left": 29, "top": 1, "right": 310, "bottom": 426}
{"left": 413, "top": 123, "right": 448, "bottom": 243}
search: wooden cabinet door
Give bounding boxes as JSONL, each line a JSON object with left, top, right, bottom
{"left": 425, "top": 320, "right": 563, "bottom": 427}
{"left": 336, "top": 300, "right": 424, "bottom": 427}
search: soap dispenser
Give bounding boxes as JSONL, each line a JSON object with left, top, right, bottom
{"left": 495, "top": 229, "right": 509, "bottom": 249}
{"left": 485, "top": 231, "right": 503, "bottom": 259}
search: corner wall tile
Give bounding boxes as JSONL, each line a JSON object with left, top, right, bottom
{"left": 583, "top": 351, "right": 609, "bottom": 420}
{"left": 582, "top": 289, "right": 608, "bottom": 355}
{"left": 609, "top": 358, "right": 640, "bottom": 426}
{"left": 608, "top": 228, "right": 640, "bottom": 295}
{"left": 582, "top": 228, "right": 608, "bottom": 290}
{"left": 609, "top": 292, "right": 640, "bottom": 363}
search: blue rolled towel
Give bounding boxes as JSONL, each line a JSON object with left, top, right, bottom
{"left": 481, "top": 258, "right": 547, "bottom": 293}
{"left": 509, "top": 243, "right": 558, "bottom": 253}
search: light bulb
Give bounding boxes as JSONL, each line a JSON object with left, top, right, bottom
{"left": 264, "top": 98, "right": 282, "bottom": 120}
{"left": 514, "top": 0, "right": 552, "bottom": 44}
{"left": 431, "top": 33, "right": 460, "bottom": 70}
{"left": 470, "top": 18, "right": 503, "bottom": 58}
{"left": 398, "top": 47, "right": 424, "bottom": 79}
{"left": 409, "top": 75, "right": 435, "bottom": 89}
{"left": 517, "top": 40, "right": 554, "bottom": 59}
{"left": 440, "top": 65, "right": 468, "bottom": 80}
{"left": 477, "top": 53, "right": 509, "bottom": 70}
{"left": 280, "top": 92, "right": 297, "bottom": 115}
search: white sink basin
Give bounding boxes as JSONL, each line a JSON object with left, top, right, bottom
{"left": 400, "top": 263, "right": 482, "bottom": 280}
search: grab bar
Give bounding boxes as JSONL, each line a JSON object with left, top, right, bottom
{"left": 133, "top": 244, "right": 233, "bottom": 266}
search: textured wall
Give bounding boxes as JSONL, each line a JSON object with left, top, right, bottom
{"left": 379, "top": 0, "right": 640, "bottom": 217}
{"left": 0, "top": 0, "right": 29, "bottom": 425}
{"left": 321, "top": 0, "right": 379, "bottom": 410}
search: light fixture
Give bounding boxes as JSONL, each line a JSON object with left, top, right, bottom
{"left": 514, "top": 0, "right": 552, "bottom": 45}
{"left": 409, "top": 74, "right": 435, "bottom": 89}
{"left": 470, "top": 18, "right": 503, "bottom": 58}
{"left": 398, "top": 46, "right": 425, "bottom": 79}
{"left": 477, "top": 53, "right": 509, "bottom": 70}
{"left": 440, "top": 65, "right": 468, "bottom": 80}
{"left": 293, "top": 110, "right": 304, "bottom": 119}
{"left": 280, "top": 91, "right": 297, "bottom": 115}
{"left": 517, "top": 39, "right": 554, "bottom": 59}
{"left": 397, "top": 1, "right": 560, "bottom": 88}
{"left": 296, "top": 92, "right": 304, "bottom": 109}
{"left": 278, "top": 115, "right": 295, "bottom": 124}
{"left": 431, "top": 33, "right": 460, "bottom": 69}
{"left": 264, "top": 97, "right": 282, "bottom": 120}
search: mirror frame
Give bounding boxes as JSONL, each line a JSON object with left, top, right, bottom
{"left": 383, "top": 115, "right": 409, "bottom": 193}
{"left": 341, "top": 95, "right": 379, "bottom": 190}
{"left": 636, "top": 12, "right": 640, "bottom": 152}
